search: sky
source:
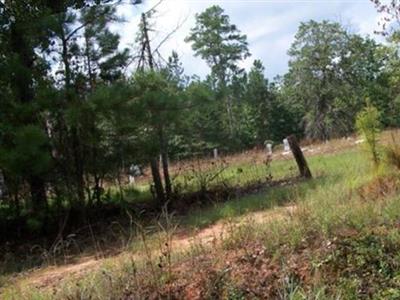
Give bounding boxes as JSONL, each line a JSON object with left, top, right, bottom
{"left": 114, "top": 0, "right": 383, "bottom": 80}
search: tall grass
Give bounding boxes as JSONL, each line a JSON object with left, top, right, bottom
{"left": 6, "top": 141, "right": 400, "bottom": 299}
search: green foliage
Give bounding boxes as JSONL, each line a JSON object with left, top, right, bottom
{"left": 2, "top": 0, "right": 400, "bottom": 264}
{"left": 26, "top": 217, "right": 44, "bottom": 233}
{"left": 283, "top": 20, "right": 388, "bottom": 140}
{"left": 0, "top": 125, "right": 51, "bottom": 177}
{"left": 186, "top": 5, "right": 253, "bottom": 146}
{"left": 185, "top": 5, "right": 250, "bottom": 87}
{"left": 80, "top": 5, "right": 130, "bottom": 83}
{"left": 130, "top": 70, "right": 183, "bottom": 158}
{"left": 172, "top": 80, "right": 222, "bottom": 157}
{"left": 320, "top": 229, "right": 400, "bottom": 299}
{"left": 356, "top": 103, "right": 382, "bottom": 166}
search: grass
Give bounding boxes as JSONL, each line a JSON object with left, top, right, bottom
{"left": 5, "top": 135, "right": 400, "bottom": 299}
{"left": 181, "top": 149, "right": 362, "bottom": 229}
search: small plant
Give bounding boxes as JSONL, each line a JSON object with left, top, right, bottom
{"left": 181, "top": 158, "right": 229, "bottom": 194}
{"left": 355, "top": 102, "right": 382, "bottom": 167}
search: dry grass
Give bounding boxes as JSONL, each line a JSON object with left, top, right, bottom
{"left": 5, "top": 130, "right": 400, "bottom": 299}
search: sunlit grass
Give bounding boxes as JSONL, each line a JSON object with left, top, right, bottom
{"left": 8, "top": 140, "right": 400, "bottom": 299}
{"left": 181, "top": 149, "right": 364, "bottom": 229}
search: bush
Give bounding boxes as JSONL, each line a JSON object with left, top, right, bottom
{"left": 356, "top": 103, "right": 382, "bottom": 167}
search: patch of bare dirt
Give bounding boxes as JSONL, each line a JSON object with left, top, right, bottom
{"left": 22, "top": 257, "right": 100, "bottom": 289}
{"left": 9, "top": 205, "right": 296, "bottom": 292}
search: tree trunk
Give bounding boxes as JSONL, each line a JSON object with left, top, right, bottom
{"left": 94, "top": 175, "right": 102, "bottom": 205}
{"left": 161, "top": 151, "right": 172, "bottom": 200}
{"left": 29, "top": 175, "right": 48, "bottom": 213}
{"left": 140, "top": 13, "right": 169, "bottom": 204}
{"left": 287, "top": 135, "right": 312, "bottom": 179}
{"left": 158, "top": 126, "right": 172, "bottom": 200}
{"left": 150, "top": 157, "right": 165, "bottom": 204}
{"left": 60, "top": 22, "right": 86, "bottom": 218}
{"left": 72, "top": 129, "right": 86, "bottom": 207}
{"left": 14, "top": 192, "right": 20, "bottom": 218}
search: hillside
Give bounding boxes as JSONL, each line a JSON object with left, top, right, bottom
{"left": 3, "top": 132, "right": 400, "bottom": 299}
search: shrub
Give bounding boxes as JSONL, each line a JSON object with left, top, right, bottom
{"left": 356, "top": 103, "right": 382, "bottom": 167}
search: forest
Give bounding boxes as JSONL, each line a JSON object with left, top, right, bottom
{"left": 3, "top": 0, "right": 400, "bottom": 298}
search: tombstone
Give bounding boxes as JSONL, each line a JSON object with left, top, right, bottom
{"left": 128, "top": 164, "right": 142, "bottom": 185}
{"left": 213, "top": 148, "right": 218, "bottom": 159}
{"left": 283, "top": 138, "right": 290, "bottom": 152}
{"left": 266, "top": 143, "right": 272, "bottom": 155}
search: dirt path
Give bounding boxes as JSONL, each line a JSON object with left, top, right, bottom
{"left": 9, "top": 205, "right": 296, "bottom": 292}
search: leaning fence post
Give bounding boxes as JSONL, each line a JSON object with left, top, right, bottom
{"left": 287, "top": 135, "right": 312, "bottom": 179}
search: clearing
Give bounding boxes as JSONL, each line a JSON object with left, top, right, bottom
{"left": 3, "top": 132, "right": 400, "bottom": 299}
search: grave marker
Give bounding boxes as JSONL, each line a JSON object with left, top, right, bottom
{"left": 266, "top": 143, "right": 272, "bottom": 155}
{"left": 128, "top": 164, "right": 142, "bottom": 185}
{"left": 213, "top": 148, "right": 218, "bottom": 159}
{"left": 283, "top": 138, "right": 290, "bottom": 151}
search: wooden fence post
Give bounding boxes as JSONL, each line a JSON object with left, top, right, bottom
{"left": 287, "top": 135, "right": 312, "bottom": 179}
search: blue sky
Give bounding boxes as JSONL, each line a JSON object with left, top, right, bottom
{"left": 115, "top": 0, "right": 382, "bottom": 80}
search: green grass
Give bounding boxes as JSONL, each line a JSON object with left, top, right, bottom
{"left": 180, "top": 149, "right": 364, "bottom": 229}
{"left": 7, "top": 143, "right": 400, "bottom": 299}
{"left": 117, "top": 153, "right": 299, "bottom": 202}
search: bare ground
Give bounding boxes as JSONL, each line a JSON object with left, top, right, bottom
{"left": 7, "top": 204, "right": 296, "bottom": 292}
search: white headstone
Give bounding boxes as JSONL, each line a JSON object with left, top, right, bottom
{"left": 213, "top": 148, "right": 218, "bottom": 159}
{"left": 283, "top": 138, "right": 290, "bottom": 151}
{"left": 266, "top": 143, "right": 272, "bottom": 155}
{"left": 128, "top": 164, "right": 142, "bottom": 185}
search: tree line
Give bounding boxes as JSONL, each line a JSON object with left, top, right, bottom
{"left": 1, "top": 0, "right": 399, "bottom": 235}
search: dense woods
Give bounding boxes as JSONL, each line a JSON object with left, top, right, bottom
{"left": 1, "top": 0, "right": 400, "bottom": 240}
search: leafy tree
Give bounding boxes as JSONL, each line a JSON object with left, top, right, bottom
{"left": 283, "top": 20, "right": 387, "bottom": 140}
{"left": 186, "top": 5, "right": 250, "bottom": 138}
{"left": 130, "top": 71, "right": 183, "bottom": 204}
{"left": 0, "top": 0, "right": 56, "bottom": 215}
{"left": 186, "top": 5, "right": 249, "bottom": 87}
{"left": 175, "top": 80, "right": 220, "bottom": 157}
{"left": 371, "top": 0, "right": 400, "bottom": 127}
{"left": 44, "top": 4, "right": 131, "bottom": 214}
{"left": 163, "top": 51, "right": 188, "bottom": 88}
{"left": 81, "top": 5, "right": 130, "bottom": 86}
{"left": 133, "top": 9, "right": 175, "bottom": 203}
{"left": 243, "top": 60, "right": 272, "bottom": 144}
